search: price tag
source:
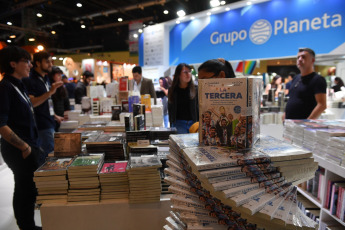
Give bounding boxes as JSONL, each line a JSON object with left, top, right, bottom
{"left": 137, "top": 139, "right": 150, "bottom": 146}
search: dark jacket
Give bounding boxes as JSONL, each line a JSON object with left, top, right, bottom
{"left": 74, "top": 81, "right": 87, "bottom": 104}
{"left": 131, "top": 77, "right": 157, "bottom": 104}
{"left": 168, "top": 85, "right": 199, "bottom": 124}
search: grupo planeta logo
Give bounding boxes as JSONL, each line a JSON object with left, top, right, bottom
{"left": 249, "top": 19, "right": 272, "bottom": 45}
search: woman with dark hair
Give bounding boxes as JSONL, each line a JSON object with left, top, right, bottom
{"left": 168, "top": 63, "right": 199, "bottom": 133}
{"left": 332, "top": 77, "right": 344, "bottom": 92}
{"left": 264, "top": 75, "right": 282, "bottom": 101}
{"left": 0, "top": 46, "right": 43, "bottom": 230}
{"left": 198, "top": 58, "right": 236, "bottom": 79}
{"left": 48, "top": 66, "right": 70, "bottom": 131}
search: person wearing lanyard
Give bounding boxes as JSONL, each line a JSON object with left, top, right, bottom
{"left": 22, "top": 51, "right": 63, "bottom": 166}
{"left": 0, "top": 46, "right": 43, "bottom": 230}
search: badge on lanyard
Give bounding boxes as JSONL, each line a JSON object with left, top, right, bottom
{"left": 39, "top": 76, "right": 55, "bottom": 116}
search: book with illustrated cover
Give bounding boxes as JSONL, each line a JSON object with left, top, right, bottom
{"left": 141, "top": 94, "right": 151, "bottom": 112}
{"left": 54, "top": 133, "right": 81, "bottom": 157}
{"left": 111, "top": 105, "right": 122, "bottom": 121}
{"left": 34, "top": 157, "right": 74, "bottom": 176}
{"left": 99, "top": 161, "right": 128, "bottom": 174}
{"left": 198, "top": 77, "right": 261, "bottom": 149}
{"left": 129, "top": 155, "right": 162, "bottom": 170}
{"left": 68, "top": 153, "right": 104, "bottom": 170}
{"left": 133, "top": 103, "right": 146, "bottom": 128}
{"left": 119, "top": 76, "right": 128, "bottom": 91}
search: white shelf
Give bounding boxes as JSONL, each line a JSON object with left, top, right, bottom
{"left": 297, "top": 187, "right": 322, "bottom": 208}
{"left": 313, "top": 155, "right": 345, "bottom": 178}
{"left": 323, "top": 209, "right": 345, "bottom": 227}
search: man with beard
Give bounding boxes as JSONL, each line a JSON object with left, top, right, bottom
{"left": 23, "top": 51, "right": 63, "bottom": 166}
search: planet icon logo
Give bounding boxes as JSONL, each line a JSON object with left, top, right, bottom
{"left": 249, "top": 19, "right": 272, "bottom": 45}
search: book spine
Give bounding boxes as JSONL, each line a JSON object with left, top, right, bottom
{"left": 341, "top": 189, "right": 345, "bottom": 221}
{"left": 330, "top": 184, "right": 338, "bottom": 215}
{"left": 325, "top": 180, "right": 332, "bottom": 209}
{"left": 336, "top": 186, "right": 343, "bottom": 218}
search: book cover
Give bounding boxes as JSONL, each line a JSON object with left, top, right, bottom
{"left": 54, "top": 133, "right": 81, "bottom": 157}
{"left": 69, "top": 154, "right": 104, "bottom": 168}
{"left": 198, "top": 77, "right": 261, "bottom": 149}
{"left": 100, "top": 161, "right": 128, "bottom": 174}
{"left": 34, "top": 157, "right": 74, "bottom": 176}
{"left": 119, "top": 76, "right": 128, "bottom": 91}
{"left": 141, "top": 94, "right": 151, "bottom": 112}
{"left": 133, "top": 103, "right": 146, "bottom": 128}
{"left": 121, "top": 100, "right": 129, "bottom": 112}
{"left": 111, "top": 105, "right": 122, "bottom": 121}
{"left": 129, "top": 155, "right": 162, "bottom": 169}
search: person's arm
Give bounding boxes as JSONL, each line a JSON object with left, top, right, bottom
{"left": 29, "top": 81, "right": 64, "bottom": 107}
{"left": 264, "top": 84, "right": 271, "bottom": 94}
{"left": 0, "top": 125, "right": 31, "bottom": 159}
{"left": 275, "top": 84, "right": 282, "bottom": 97}
{"left": 307, "top": 93, "right": 327, "bottom": 119}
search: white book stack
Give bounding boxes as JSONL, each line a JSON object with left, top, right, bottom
{"left": 151, "top": 105, "right": 164, "bottom": 127}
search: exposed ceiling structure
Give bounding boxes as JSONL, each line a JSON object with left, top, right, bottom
{"left": 0, "top": 0, "right": 242, "bottom": 54}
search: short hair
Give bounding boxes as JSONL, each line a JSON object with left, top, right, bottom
{"left": 33, "top": 51, "right": 51, "bottom": 68}
{"left": 0, "top": 46, "right": 31, "bottom": 75}
{"left": 82, "top": 71, "right": 94, "bottom": 79}
{"left": 288, "top": 72, "right": 296, "bottom": 79}
{"left": 298, "top": 48, "right": 315, "bottom": 58}
{"left": 132, "top": 66, "right": 142, "bottom": 74}
{"left": 198, "top": 59, "right": 236, "bottom": 78}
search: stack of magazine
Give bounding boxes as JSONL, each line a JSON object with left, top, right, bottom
{"left": 34, "top": 157, "right": 74, "bottom": 204}
{"left": 163, "top": 133, "right": 318, "bottom": 230}
{"left": 98, "top": 161, "right": 129, "bottom": 201}
{"left": 128, "top": 155, "right": 162, "bottom": 203}
{"left": 67, "top": 153, "right": 104, "bottom": 203}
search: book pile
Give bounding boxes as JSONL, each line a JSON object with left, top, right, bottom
{"left": 89, "top": 114, "right": 112, "bottom": 123}
{"left": 84, "top": 133, "right": 125, "bottom": 161}
{"left": 151, "top": 105, "right": 164, "bottom": 127}
{"left": 73, "top": 130, "right": 104, "bottom": 141}
{"left": 149, "top": 127, "right": 178, "bottom": 141}
{"left": 54, "top": 133, "right": 81, "bottom": 157}
{"left": 128, "top": 155, "right": 162, "bottom": 203}
{"left": 324, "top": 178, "right": 345, "bottom": 221}
{"left": 145, "top": 111, "right": 153, "bottom": 127}
{"left": 98, "top": 161, "right": 129, "bottom": 201}
{"left": 126, "top": 130, "right": 150, "bottom": 142}
{"left": 34, "top": 157, "right": 74, "bottom": 204}
{"left": 78, "top": 121, "right": 108, "bottom": 131}
{"left": 67, "top": 153, "right": 104, "bottom": 203}
{"left": 59, "top": 120, "right": 79, "bottom": 132}
{"left": 128, "top": 142, "right": 158, "bottom": 156}
{"left": 164, "top": 133, "right": 318, "bottom": 230}
{"left": 104, "top": 120, "right": 125, "bottom": 132}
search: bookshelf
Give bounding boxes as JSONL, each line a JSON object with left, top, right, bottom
{"left": 298, "top": 154, "right": 345, "bottom": 229}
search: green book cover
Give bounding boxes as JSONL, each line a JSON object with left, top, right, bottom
{"left": 69, "top": 154, "right": 103, "bottom": 167}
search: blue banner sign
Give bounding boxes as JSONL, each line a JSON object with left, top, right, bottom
{"left": 168, "top": 0, "right": 345, "bottom": 65}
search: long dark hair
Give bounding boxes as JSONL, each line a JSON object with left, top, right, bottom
{"left": 48, "top": 66, "right": 66, "bottom": 99}
{"left": 168, "top": 63, "right": 196, "bottom": 102}
{"left": 198, "top": 59, "right": 235, "bottom": 78}
{"left": 335, "top": 77, "right": 344, "bottom": 87}
{"left": 270, "top": 75, "right": 281, "bottom": 88}
{"left": 159, "top": 77, "right": 168, "bottom": 89}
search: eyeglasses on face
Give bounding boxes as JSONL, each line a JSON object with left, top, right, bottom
{"left": 19, "top": 59, "right": 31, "bottom": 65}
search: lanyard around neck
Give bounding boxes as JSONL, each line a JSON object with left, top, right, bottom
{"left": 38, "top": 76, "right": 50, "bottom": 92}
{"left": 10, "top": 83, "right": 34, "bottom": 114}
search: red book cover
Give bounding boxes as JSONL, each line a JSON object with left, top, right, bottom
{"left": 119, "top": 77, "right": 128, "bottom": 91}
{"left": 100, "top": 161, "right": 128, "bottom": 173}
{"left": 336, "top": 186, "right": 343, "bottom": 218}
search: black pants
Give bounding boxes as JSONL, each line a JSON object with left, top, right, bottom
{"left": 1, "top": 139, "right": 40, "bottom": 230}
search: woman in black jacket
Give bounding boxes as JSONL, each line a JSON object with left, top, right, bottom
{"left": 168, "top": 63, "right": 198, "bottom": 134}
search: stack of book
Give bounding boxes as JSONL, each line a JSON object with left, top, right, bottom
{"left": 84, "top": 133, "right": 125, "bottom": 161}
{"left": 54, "top": 133, "right": 81, "bottom": 157}
{"left": 128, "top": 155, "right": 162, "bottom": 203}
{"left": 73, "top": 130, "right": 104, "bottom": 142}
{"left": 34, "top": 157, "right": 74, "bottom": 204}
{"left": 98, "top": 161, "right": 129, "bottom": 201}
{"left": 149, "top": 127, "right": 178, "bottom": 141}
{"left": 104, "top": 120, "right": 125, "bottom": 132}
{"left": 59, "top": 120, "right": 79, "bottom": 132}
{"left": 77, "top": 121, "right": 108, "bottom": 131}
{"left": 127, "top": 142, "right": 158, "bottom": 156}
{"left": 164, "top": 133, "right": 318, "bottom": 230}
{"left": 67, "top": 153, "right": 104, "bottom": 203}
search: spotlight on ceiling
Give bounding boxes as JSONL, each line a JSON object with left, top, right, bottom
{"left": 59, "top": 57, "right": 63, "bottom": 61}
{"left": 163, "top": 10, "right": 169, "bottom": 15}
{"left": 177, "top": 10, "right": 186, "bottom": 18}
{"left": 210, "top": 0, "right": 220, "bottom": 8}
{"left": 7, "top": 22, "right": 12, "bottom": 25}
{"left": 37, "top": 13, "right": 42, "bottom": 17}
{"left": 191, "top": 16, "right": 195, "bottom": 20}
{"left": 81, "top": 25, "right": 86, "bottom": 28}
{"left": 51, "top": 31, "right": 56, "bottom": 34}
{"left": 118, "top": 18, "right": 123, "bottom": 22}
{"left": 225, "top": 7, "right": 230, "bottom": 11}
{"left": 7, "top": 40, "right": 11, "bottom": 43}
{"left": 28, "top": 38, "right": 35, "bottom": 42}
{"left": 207, "top": 12, "right": 212, "bottom": 16}
{"left": 37, "top": 45, "right": 44, "bottom": 51}
{"left": 52, "top": 57, "right": 57, "bottom": 60}
{"left": 76, "top": 3, "right": 82, "bottom": 7}
{"left": 9, "top": 35, "right": 16, "bottom": 38}
{"left": 247, "top": 1, "right": 252, "bottom": 5}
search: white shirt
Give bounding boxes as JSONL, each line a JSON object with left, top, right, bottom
{"left": 133, "top": 77, "right": 143, "bottom": 93}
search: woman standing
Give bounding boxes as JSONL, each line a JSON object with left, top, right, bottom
{"left": 0, "top": 46, "right": 43, "bottom": 230}
{"left": 157, "top": 77, "right": 169, "bottom": 127}
{"left": 168, "top": 63, "right": 198, "bottom": 134}
{"left": 48, "top": 66, "right": 70, "bottom": 131}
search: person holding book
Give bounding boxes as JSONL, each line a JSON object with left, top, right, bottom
{"left": 0, "top": 46, "right": 42, "bottom": 230}
{"left": 168, "top": 63, "right": 199, "bottom": 134}
{"left": 131, "top": 66, "right": 157, "bottom": 104}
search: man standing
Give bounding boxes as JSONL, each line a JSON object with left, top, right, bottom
{"left": 285, "top": 48, "right": 327, "bottom": 119}
{"left": 284, "top": 72, "right": 296, "bottom": 96}
{"left": 74, "top": 71, "right": 93, "bottom": 104}
{"left": 131, "top": 66, "right": 157, "bottom": 104}
{"left": 23, "top": 51, "right": 63, "bottom": 165}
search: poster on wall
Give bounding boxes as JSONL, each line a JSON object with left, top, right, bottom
{"left": 164, "top": 0, "right": 345, "bottom": 65}
{"left": 143, "top": 24, "right": 165, "bottom": 66}
{"left": 112, "top": 64, "right": 124, "bottom": 82}
{"left": 82, "top": 59, "right": 95, "bottom": 73}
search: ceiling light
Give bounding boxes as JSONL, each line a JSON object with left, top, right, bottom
{"left": 225, "top": 7, "right": 230, "bottom": 11}
{"left": 177, "top": 10, "right": 186, "bottom": 18}
{"left": 207, "top": 12, "right": 212, "bottom": 16}
{"left": 133, "top": 34, "right": 138, "bottom": 38}
{"left": 9, "top": 35, "right": 16, "bottom": 38}
{"left": 81, "top": 25, "right": 86, "bottom": 28}
{"left": 220, "top": 0, "right": 226, "bottom": 5}
{"left": 76, "top": 3, "right": 82, "bottom": 7}
{"left": 37, "top": 13, "right": 42, "bottom": 17}
{"left": 176, "top": 20, "right": 180, "bottom": 24}
{"left": 7, "top": 40, "right": 11, "bottom": 43}
{"left": 138, "top": 29, "right": 143, "bottom": 33}
{"left": 28, "top": 38, "right": 35, "bottom": 42}
{"left": 118, "top": 18, "right": 123, "bottom": 22}
{"left": 247, "top": 1, "right": 252, "bottom": 5}
{"left": 52, "top": 57, "right": 57, "bottom": 60}
{"left": 191, "top": 16, "right": 195, "bottom": 20}
{"left": 51, "top": 30, "right": 56, "bottom": 34}
{"left": 37, "top": 45, "right": 44, "bottom": 51}
{"left": 59, "top": 57, "right": 63, "bottom": 61}
{"left": 210, "top": 0, "right": 220, "bottom": 8}
{"left": 7, "top": 22, "right": 12, "bottom": 25}
{"left": 163, "top": 10, "right": 169, "bottom": 14}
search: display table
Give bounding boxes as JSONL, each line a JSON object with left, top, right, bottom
{"left": 40, "top": 196, "right": 171, "bottom": 230}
